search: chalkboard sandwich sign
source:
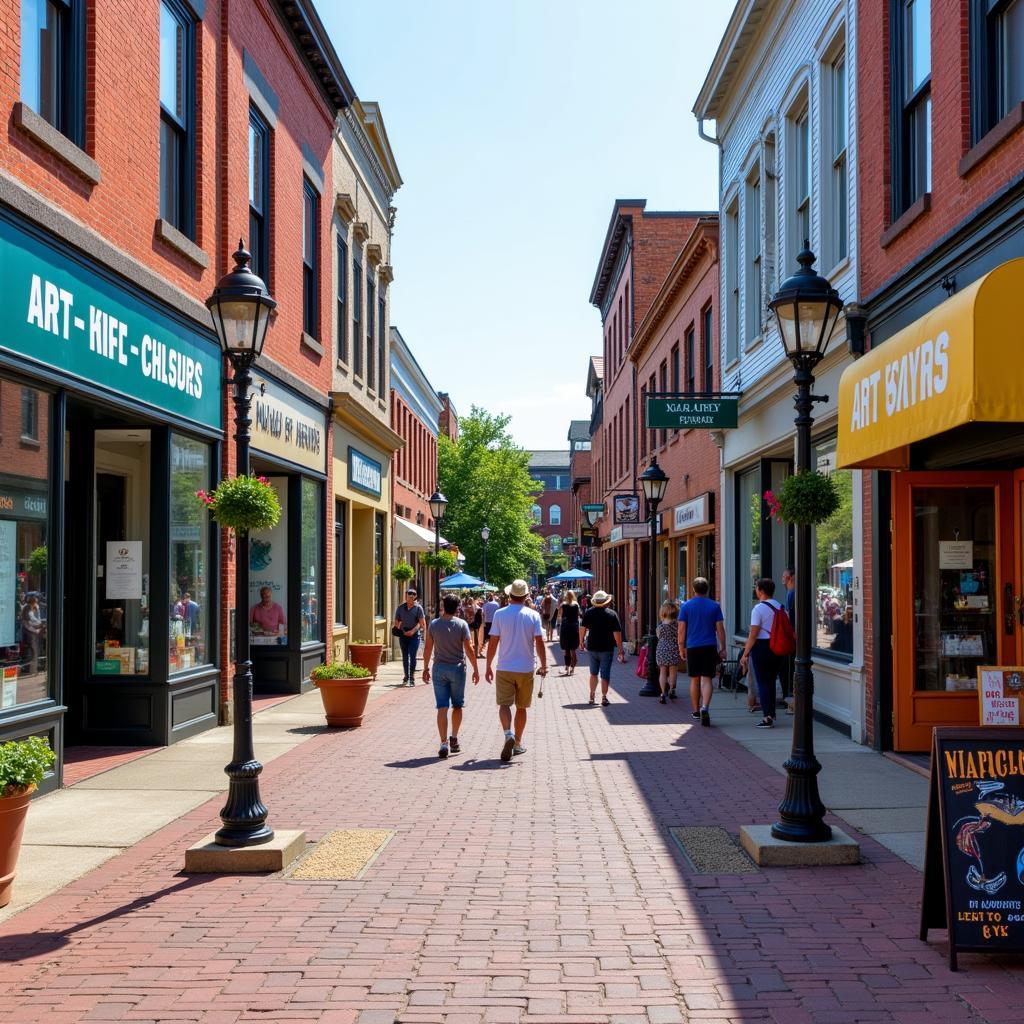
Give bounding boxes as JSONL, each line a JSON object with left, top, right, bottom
{"left": 921, "top": 727, "right": 1024, "bottom": 969}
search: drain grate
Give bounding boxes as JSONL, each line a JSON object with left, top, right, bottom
{"left": 287, "top": 828, "right": 394, "bottom": 880}
{"left": 670, "top": 826, "right": 759, "bottom": 874}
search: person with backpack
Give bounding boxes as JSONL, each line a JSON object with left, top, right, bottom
{"left": 738, "top": 577, "right": 794, "bottom": 729}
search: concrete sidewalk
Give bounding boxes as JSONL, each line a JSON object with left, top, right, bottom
{"left": 3, "top": 653, "right": 410, "bottom": 925}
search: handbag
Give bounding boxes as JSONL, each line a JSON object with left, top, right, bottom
{"left": 635, "top": 644, "right": 648, "bottom": 678}
{"left": 391, "top": 626, "right": 404, "bottom": 638}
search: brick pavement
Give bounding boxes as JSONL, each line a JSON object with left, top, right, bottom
{"left": 3, "top": 648, "right": 1024, "bottom": 1023}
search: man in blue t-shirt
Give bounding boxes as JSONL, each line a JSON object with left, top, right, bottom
{"left": 677, "top": 577, "right": 726, "bottom": 727}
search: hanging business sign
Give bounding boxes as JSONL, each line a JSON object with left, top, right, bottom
{"left": 0, "top": 214, "right": 222, "bottom": 428}
{"left": 613, "top": 493, "right": 641, "bottom": 524}
{"left": 610, "top": 524, "right": 650, "bottom": 543}
{"left": 645, "top": 396, "right": 738, "bottom": 430}
{"left": 349, "top": 447, "right": 383, "bottom": 498}
{"left": 921, "top": 727, "right": 1024, "bottom": 970}
{"left": 251, "top": 374, "right": 326, "bottom": 474}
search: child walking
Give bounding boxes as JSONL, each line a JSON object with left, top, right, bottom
{"left": 655, "top": 600, "right": 681, "bottom": 704}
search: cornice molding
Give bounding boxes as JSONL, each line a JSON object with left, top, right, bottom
{"left": 365, "top": 242, "right": 383, "bottom": 267}
{"left": 378, "top": 263, "right": 394, "bottom": 285}
{"left": 341, "top": 105, "right": 396, "bottom": 202}
{"left": 352, "top": 221, "right": 370, "bottom": 246}
{"left": 330, "top": 391, "right": 404, "bottom": 452}
{"left": 335, "top": 192, "right": 357, "bottom": 223}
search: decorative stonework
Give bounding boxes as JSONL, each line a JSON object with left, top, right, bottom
{"left": 352, "top": 221, "right": 370, "bottom": 246}
{"left": 341, "top": 106, "right": 396, "bottom": 202}
{"left": 378, "top": 264, "right": 395, "bottom": 285}
{"left": 335, "top": 193, "right": 357, "bottom": 223}
{"left": 365, "top": 243, "right": 383, "bottom": 267}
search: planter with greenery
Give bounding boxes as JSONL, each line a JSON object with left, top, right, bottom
{"left": 347, "top": 640, "right": 384, "bottom": 679}
{"left": 764, "top": 471, "right": 840, "bottom": 527}
{"left": 196, "top": 475, "right": 281, "bottom": 533}
{"left": 391, "top": 560, "right": 415, "bottom": 584}
{"left": 311, "top": 661, "right": 374, "bottom": 727}
{"left": 421, "top": 549, "right": 458, "bottom": 576}
{"left": 0, "top": 736, "right": 56, "bottom": 907}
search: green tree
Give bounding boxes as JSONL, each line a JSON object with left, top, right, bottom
{"left": 814, "top": 469, "right": 854, "bottom": 585}
{"left": 437, "top": 407, "right": 545, "bottom": 585}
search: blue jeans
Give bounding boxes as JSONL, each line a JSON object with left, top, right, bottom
{"left": 749, "top": 639, "right": 780, "bottom": 720}
{"left": 399, "top": 634, "right": 420, "bottom": 679}
{"left": 432, "top": 662, "right": 467, "bottom": 709}
{"left": 587, "top": 649, "right": 615, "bottom": 681}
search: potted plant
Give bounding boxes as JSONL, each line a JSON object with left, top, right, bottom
{"left": 311, "top": 661, "right": 373, "bottom": 727}
{"left": 391, "top": 560, "right": 415, "bottom": 585}
{"left": 348, "top": 639, "right": 384, "bottom": 678}
{"left": 421, "top": 549, "right": 458, "bottom": 576}
{"left": 196, "top": 474, "right": 282, "bottom": 532}
{"left": 0, "top": 736, "right": 56, "bottom": 907}
{"left": 764, "top": 471, "right": 840, "bottom": 527}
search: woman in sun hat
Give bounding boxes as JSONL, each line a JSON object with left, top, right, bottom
{"left": 579, "top": 590, "right": 625, "bottom": 706}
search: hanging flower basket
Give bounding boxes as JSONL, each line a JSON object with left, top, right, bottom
{"left": 391, "top": 560, "right": 415, "bottom": 583}
{"left": 197, "top": 475, "right": 281, "bottom": 533}
{"left": 422, "top": 549, "right": 457, "bottom": 575}
{"left": 765, "top": 472, "right": 840, "bottom": 527}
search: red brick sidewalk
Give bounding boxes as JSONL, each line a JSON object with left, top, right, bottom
{"left": 2, "top": 651, "right": 1023, "bottom": 1023}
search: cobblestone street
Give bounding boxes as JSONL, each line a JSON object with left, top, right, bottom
{"left": 4, "top": 651, "right": 1024, "bottom": 1023}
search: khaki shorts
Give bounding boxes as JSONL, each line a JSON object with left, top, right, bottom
{"left": 495, "top": 670, "right": 534, "bottom": 708}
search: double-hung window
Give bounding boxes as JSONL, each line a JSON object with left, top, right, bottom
{"left": 352, "top": 255, "right": 363, "bottom": 376}
{"left": 684, "top": 328, "right": 695, "bottom": 395}
{"left": 823, "top": 46, "right": 848, "bottom": 267}
{"left": 787, "top": 103, "right": 811, "bottom": 261}
{"left": 336, "top": 235, "right": 348, "bottom": 364}
{"left": 248, "top": 107, "right": 270, "bottom": 284}
{"left": 159, "top": 1, "right": 194, "bottom": 236}
{"left": 21, "top": 0, "right": 84, "bottom": 144}
{"left": 971, "top": 0, "right": 1024, "bottom": 142}
{"left": 378, "top": 293, "right": 386, "bottom": 391}
{"left": 744, "top": 165, "right": 762, "bottom": 346}
{"left": 703, "top": 306, "right": 714, "bottom": 394}
{"left": 20, "top": 388, "right": 38, "bottom": 441}
{"left": 892, "top": 0, "right": 932, "bottom": 217}
{"left": 366, "top": 279, "right": 376, "bottom": 391}
{"left": 725, "top": 199, "right": 739, "bottom": 365}
{"left": 302, "top": 178, "right": 318, "bottom": 338}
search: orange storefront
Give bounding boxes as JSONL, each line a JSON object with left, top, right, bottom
{"left": 839, "top": 260, "right": 1024, "bottom": 750}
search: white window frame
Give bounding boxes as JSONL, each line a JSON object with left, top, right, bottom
{"left": 744, "top": 163, "right": 762, "bottom": 349}
{"left": 820, "top": 30, "right": 848, "bottom": 272}
{"left": 785, "top": 91, "right": 812, "bottom": 270}
{"left": 724, "top": 194, "right": 740, "bottom": 366}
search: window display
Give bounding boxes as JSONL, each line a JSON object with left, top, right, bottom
{"left": 0, "top": 383, "right": 50, "bottom": 708}
{"left": 736, "top": 466, "right": 761, "bottom": 624}
{"left": 812, "top": 437, "right": 854, "bottom": 656}
{"left": 169, "top": 435, "right": 210, "bottom": 672}
{"left": 249, "top": 475, "right": 288, "bottom": 645}
{"left": 300, "top": 478, "right": 321, "bottom": 643}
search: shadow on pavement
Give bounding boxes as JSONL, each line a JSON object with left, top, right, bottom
{"left": 384, "top": 756, "right": 442, "bottom": 769}
{"left": 448, "top": 757, "right": 514, "bottom": 771}
{"left": 0, "top": 876, "right": 215, "bottom": 963}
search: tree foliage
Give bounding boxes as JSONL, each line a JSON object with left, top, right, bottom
{"left": 437, "top": 407, "right": 545, "bottom": 585}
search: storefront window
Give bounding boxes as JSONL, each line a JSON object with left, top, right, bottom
{"left": 676, "top": 540, "right": 688, "bottom": 602}
{"left": 249, "top": 475, "right": 288, "bottom": 646}
{"left": 736, "top": 466, "right": 761, "bottom": 626}
{"left": 300, "top": 478, "right": 321, "bottom": 644}
{"left": 334, "top": 500, "right": 346, "bottom": 627}
{"left": 94, "top": 429, "right": 151, "bottom": 676}
{"left": 170, "top": 435, "right": 210, "bottom": 672}
{"left": 0, "top": 383, "right": 50, "bottom": 710}
{"left": 812, "top": 437, "right": 853, "bottom": 657}
{"left": 659, "top": 542, "right": 670, "bottom": 604}
{"left": 912, "top": 487, "right": 995, "bottom": 692}
{"left": 694, "top": 533, "right": 714, "bottom": 597}
{"left": 374, "top": 512, "right": 385, "bottom": 618}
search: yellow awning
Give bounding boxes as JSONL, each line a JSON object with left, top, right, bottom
{"left": 837, "top": 259, "right": 1024, "bottom": 469}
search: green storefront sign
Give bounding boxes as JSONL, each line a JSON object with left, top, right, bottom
{"left": 645, "top": 396, "right": 738, "bottom": 430}
{"left": 0, "top": 216, "right": 222, "bottom": 428}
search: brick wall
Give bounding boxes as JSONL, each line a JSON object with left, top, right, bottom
{"left": 391, "top": 391, "right": 437, "bottom": 530}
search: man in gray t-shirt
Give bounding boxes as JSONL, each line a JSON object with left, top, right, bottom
{"left": 393, "top": 589, "right": 426, "bottom": 685}
{"left": 423, "top": 594, "right": 479, "bottom": 758}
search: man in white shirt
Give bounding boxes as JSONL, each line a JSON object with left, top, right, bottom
{"left": 482, "top": 592, "right": 500, "bottom": 644}
{"left": 485, "top": 579, "right": 548, "bottom": 762}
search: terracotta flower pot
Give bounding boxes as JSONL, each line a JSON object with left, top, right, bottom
{"left": 0, "top": 785, "right": 35, "bottom": 908}
{"left": 314, "top": 677, "right": 373, "bottom": 727}
{"left": 348, "top": 643, "right": 383, "bottom": 678}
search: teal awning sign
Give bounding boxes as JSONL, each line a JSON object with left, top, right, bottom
{"left": 645, "top": 396, "right": 738, "bottom": 430}
{"left": 0, "top": 217, "right": 222, "bottom": 429}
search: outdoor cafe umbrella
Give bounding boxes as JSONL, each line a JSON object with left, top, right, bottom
{"left": 546, "top": 568, "right": 594, "bottom": 582}
{"left": 438, "top": 571, "right": 486, "bottom": 589}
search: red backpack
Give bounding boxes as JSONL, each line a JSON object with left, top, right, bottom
{"left": 762, "top": 601, "right": 796, "bottom": 656}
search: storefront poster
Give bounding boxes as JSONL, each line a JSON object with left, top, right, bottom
{"left": 105, "top": 541, "right": 143, "bottom": 600}
{"left": 979, "top": 668, "right": 1024, "bottom": 727}
{"left": 1, "top": 665, "right": 16, "bottom": 708}
{"left": 0, "top": 521, "right": 15, "bottom": 647}
{"left": 249, "top": 476, "right": 288, "bottom": 642}
{"left": 940, "top": 541, "right": 974, "bottom": 570}
{"left": 0, "top": 214, "right": 221, "bottom": 428}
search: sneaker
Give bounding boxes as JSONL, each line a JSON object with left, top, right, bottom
{"left": 756, "top": 718, "right": 774, "bottom": 729}
{"left": 659, "top": 696, "right": 667, "bottom": 704}
{"left": 438, "top": 744, "right": 449, "bottom": 759}
{"left": 691, "top": 711, "right": 701, "bottom": 720}
{"left": 407, "top": 679, "right": 415, "bottom": 687}
{"left": 700, "top": 708, "right": 711, "bottom": 728}
{"left": 500, "top": 735, "right": 515, "bottom": 762}
{"left": 449, "top": 736, "right": 461, "bottom": 754}
{"left": 513, "top": 745, "right": 526, "bottom": 756}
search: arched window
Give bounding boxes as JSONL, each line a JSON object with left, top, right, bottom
{"left": 549, "top": 504, "right": 561, "bottom": 526}
{"left": 531, "top": 504, "right": 542, "bottom": 524}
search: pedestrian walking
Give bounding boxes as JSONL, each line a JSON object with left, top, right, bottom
{"left": 781, "top": 567, "right": 796, "bottom": 713}
{"left": 472, "top": 597, "right": 484, "bottom": 657}
{"left": 482, "top": 591, "right": 500, "bottom": 645}
{"left": 739, "top": 577, "right": 785, "bottom": 729}
{"left": 579, "top": 590, "right": 625, "bottom": 707}
{"left": 485, "top": 579, "right": 548, "bottom": 762}
{"left": 540, "top": 587, "right": 556, "bottom": 642}
{"left": 394, "top": 587, "right": 426, "bottom": 686}
{"left": 677, "top": 577, "right": 727, "bottom": 727}
{"left": 558, "top": 590, "right": 581, "bottom": 675}
{"left": 422, "top": 594, "right": 479, "bottom": 759}
{"left": 655, "top": 600, "right": 680, "bottom": 704}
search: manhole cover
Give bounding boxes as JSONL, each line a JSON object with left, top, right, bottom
{"left": 669, "top": 826, "right": 759, "bottom": 874}
{"left": 287, "top": 828, "right": 394, "bottom": 880}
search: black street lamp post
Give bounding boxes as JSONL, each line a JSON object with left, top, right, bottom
{"left": 481, "top": 524, "right": 490, "bottom": 584}
{"left": 205, "top": 241, "right": 277, "bottom": 847}
{"left": 639, "top": 457, "right": 668, "bottom": 697}
{"left": 767, "top": 245, "right": 844, "bottom": 843}
{"left": 429, "top": 490, "right": 448, "bottom": 617}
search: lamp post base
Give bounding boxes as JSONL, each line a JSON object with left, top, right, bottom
{"left": 771, "top": 751, "right": 832, "bottom": 843}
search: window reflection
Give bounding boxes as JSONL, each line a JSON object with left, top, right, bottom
{"left": 170, "top": 435, "right": 210, "bottom": 671}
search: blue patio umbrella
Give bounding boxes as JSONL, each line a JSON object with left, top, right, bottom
{"left": 546, "top": 568, "right": 594, "bottom": 582}
{"left": 439, "top": 571, "right": 486, "bottom": 589}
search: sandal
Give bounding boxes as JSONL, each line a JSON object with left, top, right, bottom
{"left": 601, "top": 697, "right": 610, "bottom": 707}
{"left": 589, "top": 697, "right": 595, "bottom": 705}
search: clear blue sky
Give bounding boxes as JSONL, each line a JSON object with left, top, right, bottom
{"left": 320, "top": 1, "right": 732, "bottom": 451}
